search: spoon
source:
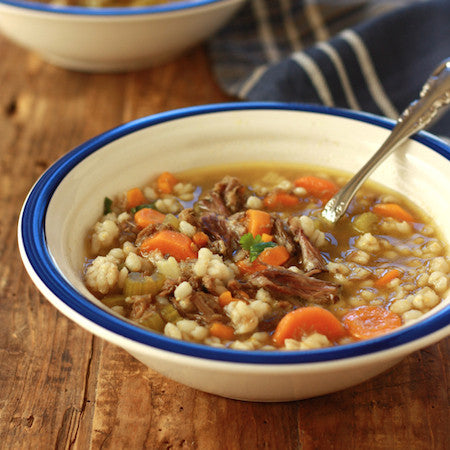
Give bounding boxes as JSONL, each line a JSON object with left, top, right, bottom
{"left": 322, "top": 58, "right": 450, "bottom": 224}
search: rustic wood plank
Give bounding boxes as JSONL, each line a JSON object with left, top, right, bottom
{"left": 0, "top": 33, "right": 448, "bottom": 450}
{"left": 0, "top": 48, "right": 101, "bottom": 450}
{"left": 81, "top": 339, "right": 448, "bottom": 450}
{"left": 295, "top": 339, "right": 449, "bottom": 449}
{"left": 87, "top": 343, "right": 303, "bottom": 449}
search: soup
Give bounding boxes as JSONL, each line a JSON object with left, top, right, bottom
{"left": 83, "top": 163, "right": 449, "bottom": 350}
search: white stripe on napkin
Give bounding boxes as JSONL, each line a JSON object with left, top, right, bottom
{"left": 341, "top": 29, "right": 398, "bottom": 118}
{"left": 280, "top": 0, "right": 303, "bottom": 51}
{"left": 291, "top": 52, "right": 334, "bottom": 106}
{"left": 316, "top": 41, "right": 361, "bottom": 110}
{"left": 238, "top": 64, "right": 270, "bottom": 98}
{"left": 252, "top": 0, "right": 280, "bottom": 63}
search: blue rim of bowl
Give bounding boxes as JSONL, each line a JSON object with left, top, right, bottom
{"left": 19, "top": 102, "right": 450, "bottom": 364}
{"left": 0, "top": 0, "right": 232, "bottom": 16}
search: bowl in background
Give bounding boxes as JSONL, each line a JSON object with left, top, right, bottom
{"left": 18, "top": 103, "right": 450, "bottom": 401}
{"left": 0, "top": 0, "right": 246, "bottom": 72}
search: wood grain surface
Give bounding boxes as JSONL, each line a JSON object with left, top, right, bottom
{"left": 0, "top": 34, "right": 448, "bottom": 450}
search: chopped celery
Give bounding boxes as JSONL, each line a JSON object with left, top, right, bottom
{"left": 139, "top": 312, "right": 165, "bottom": 332}
{"left": 353, "top": 212, "right": 378, "bottom": 233}
{"left": 163, "top": 213, "right": 179, "bottom": 229}
{"left": 123, "top": 272, "right": 166, "bottom": 296}
{"left": 160, "top": 304, "right": 182, "bottom": 323}
{"left": 193, "top": 202, "right": 203, "bottom": 215}
{"left": 102, "top": 295, "right": 126, "bottom": 308}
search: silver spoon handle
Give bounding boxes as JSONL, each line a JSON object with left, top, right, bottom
{"left": 322, "top": 58, "right": 450, "bottom": 223}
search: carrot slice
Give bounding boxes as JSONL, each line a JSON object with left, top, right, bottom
{"left": 257, "top": 245, "right": 290, "bottom": 266}
{"left": 192, "top": 231, "right": 209, "bottom": 248}
{"left": 374, "top": 269, "right": 402, "bottom": 288}
{"left": 236, "top": 259, "right": 266, "bottom": 274}
{"left": 209, "top": 322, "right": 235, "bottom": 340}
{"left": 139, "top": 230, "right": 197, "bottom": 261}
{"left": 294, "top": 175, "right": 338, "bottom": 199}
{"left": 372, "top": 203, "right": 414, "bottom": 222}
{"left": 218, "top": 291, "right": 232, "bottom": 307}
{"left": 134, "top": 208, "right": 166, "bottom": 229}
{"left": 246, "top": 209, "right": 272, "bottom": 237}
{"left": 342, "top": 306, "right": 402, "bottom": 340}
{"left": 236, "top": 245, "right": 290, "bottom": 274}
{"left": 261, "top": 233, "right": 273, "bottom": 242}
{"left": 273, "top": 306, "right": 347, "bottom": 346}
{"left": 126, "top": 187, "right": 146, "bottom": 210}
{"left": 218, "top": 290, "right": 240, "bottom": 307}
{"left": 263, "top": 192, "right": 299, "bottom": 209}
{"left": 157, "top": 171, "right": 178, "bottom": 194}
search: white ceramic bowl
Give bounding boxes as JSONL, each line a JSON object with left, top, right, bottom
{"left": 18, "top": 103, "right": 450, "bottom": 402}
{"left": 0, "top": 0, "right": 245, "bottom": 72}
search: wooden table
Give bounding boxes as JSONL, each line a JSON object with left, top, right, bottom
{"left": 1, "top": 35, "right": 448, "bottom": 449}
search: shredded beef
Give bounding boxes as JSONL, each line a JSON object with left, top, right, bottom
{"left": 243, "top": 267, "right": 340, "bottom": 305}
{"left": 118, "top": 219, "right": 138, "bottom": 246}
{"left": 188, "top": 291, "right": 228, "bottom": 324}
{"left": 257, "top": 308, "right": 291, "bottom": 332}
{"left": 227, "top": 279, "right": 257, "bottom": 298}
{"left": 202, "top": 275, "right": 225, "bottom": 296}
{"left": 195, "top": 191, "right": 230, "bottom": 217}
{"left": 213, "top": 176, "right": 247, "bottom": 213}
{"left": 129, "top": 294, "right": 154, "bottom": 320}
{"left": 288, "top": 218, "right": 325, "bottom": 274}
{"left": 158, "top": 278, "right": 180, "bottom": 298}
{"left": 227, "top": 211, "right": 247, "bottom": 235}
{"left": 159, "top": 279, "right": 227, "bottom": 322}
{"left": 201, "top": 213, "right": 241, "bottom": 257}
{"left": 194, "top": 176, "right": 247, "bottom": 218}
{"left": 178, "top": 207, "right": 200, "bottom": 228}
{"left": 271, "top": 215, "right": 296, "bottom": 254}
{"left": 190, "top": 178, "right": 249, "bottom": 258}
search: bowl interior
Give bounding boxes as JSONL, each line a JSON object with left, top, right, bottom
{"left": 46, "top": 106, "right": 450, "bottom": 318}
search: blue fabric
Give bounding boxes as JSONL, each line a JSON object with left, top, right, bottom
{"left": 209, "top": 0, "right": 450, "bottom": 136}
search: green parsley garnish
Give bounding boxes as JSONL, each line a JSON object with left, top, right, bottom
{"left": 239, "top": 233, "right": 277, "bottom": 262}
{"left": 103, "top": 197, "right": 113, "bottom": 215}
{"left": 239, "top": 232, "right": 261, "bottom": 251}
{"left": 130, "top": 203, "right": 157, "bottom": 214}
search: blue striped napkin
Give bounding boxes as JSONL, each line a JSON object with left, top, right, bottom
{"left": 209, "top": 0, "right": 450, "bottom": 136}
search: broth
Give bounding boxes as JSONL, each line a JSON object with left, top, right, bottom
{"left": 82, "top": 162, "right": 449, "bottom": 350}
